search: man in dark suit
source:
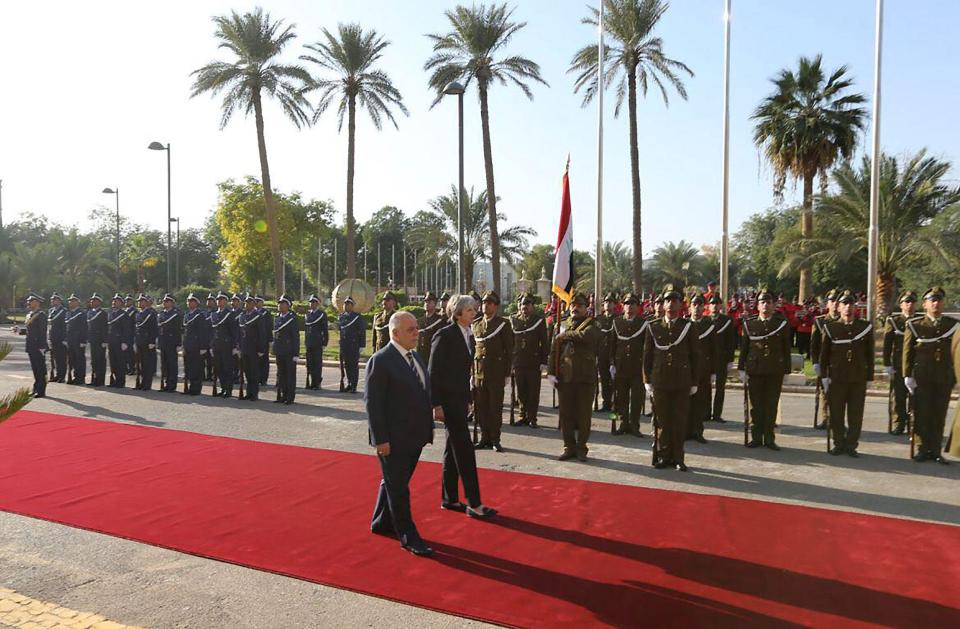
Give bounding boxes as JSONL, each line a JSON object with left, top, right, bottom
{"left": 365, "top": 311, "right": 435, "bottom": 557}
{"left": 24, "top": 294, "right": 48, "bottom": 398}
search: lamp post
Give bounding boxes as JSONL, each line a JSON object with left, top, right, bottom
{"left": 169, "top": 217, "right": 180, "bottom": 290}
{"left": 148, "top": 141, "right": 172, "bottom": 293}
{"left": 102, "top": 187, "right": 120, "bottom": 288}
{"left": 443, "top": 81, "right": 466, "bottom": 293}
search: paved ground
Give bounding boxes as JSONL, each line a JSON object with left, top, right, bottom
{"left": 1, "top": 329, "right": 957, "bottom": 628}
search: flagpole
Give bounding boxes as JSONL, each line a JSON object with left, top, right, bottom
{"left": 595, "top": 0, "right": 605, "bottom": 307}
{"left": 866, "top": 0, "right": 883, "bottom": 322}
{"left": 720, "top": 0, "right": 732, "bottom": 306}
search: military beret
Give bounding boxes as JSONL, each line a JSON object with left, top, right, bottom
{"left": 898, "top": 290, "right": 917, "bottom": 303}
{"left": 187, "top": 293, "right": 200, "bottom": 303}
{"left": 836, "top": 288, "right": 857, "bottom": 304}
{"left": 381, "top": 291, "right": 397, "bottom": 302}
{"left": 570, "top": 292, "right": 589, "bottom": 306}
{"left": 923, "top": 286, "right": 945, "bottom": 301}
{"left": 278, "top": 295, "right": 292, "bottom": 306}
{"left": 424, "top": 291, "right": 438, "bottom": 302}
{"left": 690, "top": 293, "right": 705, "bottom": 306}
{"left": 622, "top": 292, "right": 639, "bottom": 305}
{"left": 708, "top": 294, "right": 723, "bottom": 305}
{"left": 67, "top": 294, "right": 80, "bottom": 302}
{"left": 661, "top": 284, "right": 681, "bottom": 300}
{"left": 50, "top": 293, "right": 63, "bottom": 301}
{"left": 90, "top": 293, "right": 103, "bottom": 302}
{"left": 308, "top": 295, "right": 320, "bottom": 303}
{"left": 344, "top": 296, "right": 355, "bottom": 305}
{"left": 27, "top": 294, "right": 43, "bottom": 303}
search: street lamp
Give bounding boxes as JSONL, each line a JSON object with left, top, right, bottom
{"left": 148, "top": 141, "right": 172, "bottom": 293}
{"left": 443, "top": 80, "right": 466, "bottom": 293}
{"left": 102, "top": 187, "right": 120, "bottom": 288}
{"left": 169, "top": 217, "right": 180, "bottom": 289}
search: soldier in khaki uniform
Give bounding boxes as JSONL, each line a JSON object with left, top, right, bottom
{"left": 611, "top": 293, "right": 646, "bottom": 436}
{"left": 685, "top": 293, "right": 715, "bottom": 443}
{"left": 947, "top": 326, "right": 960, "bottom": 458}
{"left": 644, "top": 285, "right": 699, "bottom": 471}
{"left": 882, "top": 290, "right": 917, "bottom": 435}
{"left": 903, "top": 286, "right": 957, "bottom": 464}
{"left": 810, "top": 289, "right": 840, "bottom": 429}
{"left": 510, "top": 292, "right": 550, "bottom": 427}
{"left": 548, "top": 292, "right": 602, "bottom": 461}
{"left": 738, "top": 289, "right": 791, "bottom": 450}
{"left": 372, "top": 291, "right": 398, "bottom": 353}
{"left": 473, "top": 290, "right": 513, "bottom": 451}
{"left": 595, "top": 294, "right": 618, "bottom": 411}
{"left": 416, "top": 292, "right": 446, "bottom": 358}
{"left": 820, "top": 289, "right": 875, "bottom": 457}
{"left": 707, "top": 294, "right": 737, "bottom": 423}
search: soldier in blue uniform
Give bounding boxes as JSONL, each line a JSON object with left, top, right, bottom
{"left": 86, "top": 294, "right": 108, "bottom": 386}
{"left": 157, "top": 294, "right": 182, "bottom": 392}
{"left": 273, "top": 295, "right": 300, "bottom": 404}
{"left": 25, "top": 295, "right": 48, "bottom": 398}
{"left": 134, "top": 294, "right": 158, "bottom": 390}
{"left": 210, "top": 292, "right": 239, "bottom": 397}
{"left": 107, "top": 294, "right": 134, "bottom": 388}
{"left": 124, "top": 294, "right": 138, "bottom": 375}
{"left": 65, "top": 294, "right": 87, "bottom": 385}
{"left": 230, "top": 294, "right": 243, "bottom": 381}
{"left": 238, "top": 295, "right": 268, "bottom": 401}
{"left": 304, "top": 294, "right": 328, "bottom": 389}
{"left": 203, "top": 293, "right": 217, "bottom": 380}
{"left": 47, "top": 293, "right": 68, "bottom": 383}
{"left": 256, "top": 296, "right": 273, "bottom": 386}
{"left": 338, "top": 296, "right": 365, "bottom": 393}
{"left": 181, "top": 294, "right": 210, "bottom": 395}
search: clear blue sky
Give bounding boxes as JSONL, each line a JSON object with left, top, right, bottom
{"left": 1, "top": 0, "right": 958, "bottom": 259}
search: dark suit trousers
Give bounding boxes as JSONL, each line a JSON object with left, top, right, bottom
{"left": 558, "top": 382, "right": 594, "bottom": 455}
{"left": 476, "top": 378, "right": 505, "bottom": 443}
{"left": 614, "top": 374, "right": 644, "bottom": 429}
{"left": 213, "top": 348, "right": 234, "bottom": 394}
{"left": 342, "top": 346, "right": 360, "bottom": 389}
{"left": 259, "top": 351, "right": 270, "bottom": 386}
{"left": 68, "top": 344, "right": 85, "bottom": 383}
{"left": 688, "top": 373, "right": 712, "bottom": 437}
{"left": 306, "top": 345, "right": 323, "bottom": 386}
{"left": 90, "top": 344, "right": 106, "bottom": 385}
{"left": 372, "top": 446, "right": 423, "bottom": 537}
{"left": 654, "top": 387, "right": 689, "bottom": 464}
{"left": 108, "top": 342, "right": 126, "bottom": 387}
{"left": 241, "top": 354, "right": 260, "bottom": 399}
{"left": 712, "top": 365, "right": 728, "bottom": 420}
{"left": 442, "top": 402, "right": 482, "bottom": 508}
{"left": 889, "top": 372, "right": 909, "bottom": 427}
{"left": 160, "top": 344, "right": 178, "bottom": 390}
{"left": 748, "top": 374, "right": 783, "bottom": 443}
{"left": 140, "top": 348, "right": 157, "bottom": 390}
{"left": 275, "top": 354, "right": 295, "bottom": 402}
{"left": 915, "top": 381, "right": 952, "bottom": 455}
{"left": 51, "top": 342, "right": 67, "bottom": 381}
{"left": 515, "top": 366, "right": 542, "bottom": 423}
{"left": 828, "top": 381, "right": 866, "bottom": 451}
{"left": 598, "top": 351, "right": 613, "bottom": 407}
{"left": 184, "top": 349, "right": 203, "bottom": 394}
{"left": 28, "top": 349, "right": 47, "bottom": 396}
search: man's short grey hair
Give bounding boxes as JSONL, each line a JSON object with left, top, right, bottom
{"left": 447, "top": 294, "right": 477, "bottom": 321}
{"left": 388, "top": 310, "right": 416, "bottom": 333}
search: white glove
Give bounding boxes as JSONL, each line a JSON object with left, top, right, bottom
{"left": 609, "top": 366, "right": 616, "bottom": 378}
{"left": 904, "top": 376, "right": 917, "bottom": 395}
{"left": 148, "top": 344, "right": 156, "bottom": 350}
{"left": 62, "top": 341, "right": 68, "bottom": 347}
{"left": 710, "top": 374, "right": 717, "bottom": 385}
{"left": 821, "top": 377, "right": 831, "bottom": 394}
{"left": 690, "top": 386, "right": 698, "bottom": 396}
{"left": 121, "top": 343, "right": 128, "bottom": 351}
{"left": 203, "top": 350, "right": 210, "bottom": 356}
{"left": 738, "top": 370, "right": 748, "bottom": 384}
{"left": 547, "top": 375, "right": 558, "bottom": 387}
{"left": 257, "top": 352, "right": 264, "bottom": 357}
{"left": 232, "top": 348, "right": 240, "bottom": 357}
{"left": 80, "top": 343, "right": 86, "bottom": 348}
{"left": 884, "top": 366, "right": 894, "bottom": 378}
{"left": 101, "top": 343, "right": 107, "bottom": 349}
{"left": 644, "top": 383, "right": 654, "bottom": 397}
{"left": 539, "top": 364, "right": 547, "bottom": 372}
{"left": 813, "top": 363, "right": 821, "bottom": 378}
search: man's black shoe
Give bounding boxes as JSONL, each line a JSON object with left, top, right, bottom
{"left": 238, "top": 394, "right": 247, "bottom": 400}
{"left": 529, "top": 421, "right": 539, "bottom": 429}
{"left": 694, "top": 436, "right": 708, "bottom": 444}
{"left": 246, "top": 397, "right": 259, "bottom": 402}
{"left": 847, "top": 449, "right": 859, "bottom": 458}
{"left": 576, "top": 452, "right": 588, "bottom": 462}
{"left": 283, "top": 400, "right": 294, "bottom": 405}
{"left": 441, "top": 501, "right": 467, "bottom": 512}
{"left": 765, "top": 442, "right": 781, "bottom": 451}
{"left": 913, "top": 451, "right": 930, "bottom": 462}
{"left": 401, "top": 540, "right": 434, "bottom": 557}
{"left": 934, "top": 456, "right": 950, "bottom": 465}
{"left": 466, "top": 505, "right": 497, "bottom": 519}
{"left": 746, "top": 440, "right": 762, "bottom": 448}
{"left": 675, "top": 462, "right": 689, "bottom": 472}
{"left": 892, "top": 425, "right": 906, "bottom": 435}
{"left": 371, "top": 525, "right": 396, "bottom": 537}
{"left": 558, "top": 450, "right": 576, "bottom": 461}
{"left": 493, "top": 442, "right": 504, "bottom": 453}
{"left": 654, "top": 461, "right": 671, "bottom": 469}
{"left": 713, "top": 416, "right": 727, "bottom": 424}
{"left": 829, "top": 446, "right": 845, "bottom": 456}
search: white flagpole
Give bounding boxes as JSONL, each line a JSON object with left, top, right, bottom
{"left": 720, "top": 0, "right": 732, "bottom": 306}
{"left": 866, "top": 0, "right": 884, "bottom": 322}
{"left": 595, "top": 0, "right": 605, "bottom": 306}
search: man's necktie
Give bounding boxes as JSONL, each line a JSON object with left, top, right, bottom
{"left": 406, "top": 351, "right": 423, "bottom": 388}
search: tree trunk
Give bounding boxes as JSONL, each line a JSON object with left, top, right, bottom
{"left": 345, "top": 94, "right": 357, "bottom": 279}
{"left": 478, "top": 80, "right": 502, "bottom": 298}
{"left": 798, "top": 172, "right": 815, "bottom": 301}
{"left": 252, "top": 92, "right": 284, "bottom": 296}
{"left": 876, "top": 271, "right": 896, "bottom": 320}
{"left": 627, "top": 64, "right": 643, "bottom": 293}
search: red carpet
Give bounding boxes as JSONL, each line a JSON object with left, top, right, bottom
{"left": 0, "top": 410, "right": 958, "bottom": 628}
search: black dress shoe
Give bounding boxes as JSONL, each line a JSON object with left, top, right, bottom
{"left": 273, "top": 399, "right": 284, "bottom": 403}
{"left": 934, "top": 456, "right": 950, "bottom": 465}
{"left": 892, "top": 425, "right": 906, "bottom": 435}
{"left": 402, "top": 541, "right": 434, "bottom": 557}
{"left": 713, "top": 416, "right": 727, "bottom": 424}
{"left": 675, "top": 462, "right": 689, "bottom": 472}
{"left": 492, "top": 442, "right": 504, "bottom": 453}
{"left": 913, "top": 451, "right": 930, "bottom": 462}
{"left": 466, "top": 505, "right": 497, "bottom": 519}
{"left": 746, "top": 440, "right": 762, "bottom": 448}
{"left": 576, "top": 452, "right": 588, "bottom": 462}
{"left": 765, "top": 442, "right": 781, "bottom": 451}
{"left": 829, "top": 446, "right": 845, "bottom": 456}
{"left": 558, "top": 450, "right": 576, "bottom": 461}
{"left": 654, "top": 461, "right": 671, "bottom": 469}
{"left": 238, "top": 394, "right": 247, "bottom": 400}
{"left": 815, "top": 422, "right": 828, "bottom": 430}
{"left": 371, "top": 525, "right": 396, "bottom": 537}
{"left": 283, "top": 400, "right": 294, "bottom": 405}
{"left": 529, "top": 421, "right": 539, "bottom": 429}
{"left": 847, "top": 449, "right": 859, "bottom": 458}
{"left": 474, "top": 440, "right": 492, "bottom": 450}
{"left": 441, "top": 501, "right": 468, "bottom": 512}
{"left": 694, "top": 436, "right": 708, "bottom": 444}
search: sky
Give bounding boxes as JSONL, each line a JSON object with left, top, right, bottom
{"left": 1, "top": 0, "right": 959, "bottom": 261}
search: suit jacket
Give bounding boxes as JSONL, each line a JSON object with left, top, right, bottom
{"left": 365, "top": 343, "right": 434, "bottom": 451}
{"left": 429, "top": 322, "right": 475, "bottom": 408}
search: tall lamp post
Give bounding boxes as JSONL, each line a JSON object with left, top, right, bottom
{"left": 443, "top": 81, "right": 466, "bottom": 293}
{"left": 148, "top": 141, "right": 172, "bottom": 293}
{"left": 169, "top": 217, "right": 180, "bottom": 290}
{"left": 102, "top": 187, "right": 121, "bottom": 288}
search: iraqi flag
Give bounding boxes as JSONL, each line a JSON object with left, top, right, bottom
{"left": 552, "top": 160, "right": 574, "bottom": 306}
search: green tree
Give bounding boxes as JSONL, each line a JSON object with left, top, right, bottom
{"left": 649, "top": 240, "right": 706, "bottom": 292}
{"left": 779, "top": 151, "right": 960, "bottom": 315}
{"left": 302, "top": 24, "right": 408, "bottom": 280}
{"left": 360, "top": 206, "right": 409, "bottom": 289}
{"left": 190, "top": 7, "right": 312, "bottom": 294}
{"left": 752, "top": 54, "right": 866, "bottom": 301}
{"left": 52, "top": 229, "right": 113, "bottom": 296}
{"left": 516, "top": 243, "right": 556, "bottom": 285}
{"left": 570, "top": 0, "right": 692, "bottom": 292}
{"left": 14, "top": 242, "right": 58, "bottom": 295}
{"left": 425, "top": 2, "right": 548, "bottom": 297}
{"left": 121, "top": 233, "right": 161, "bottom": 293}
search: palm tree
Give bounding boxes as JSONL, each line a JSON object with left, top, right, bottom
{"left": 752, "top": 54, "right": 866, "bottom": 301}
{"left": 779, "top": 150, "right": 960, "bottom": 315}
{"left": 190, "top": 7, "right": 312, "bottom": 294}
{"left": 425, "top": 3, "right": 548, "bottom": 295}
{"left": 570, "top": 0, "right": 692, "bottom": 293}
{"left": 409, "top": 185, "right": 535, "bottom": 289}
{"left": 649, "top": 240, "right": 704, "bottom": 291}
{"left": 14, "top": 243, "right": 58, "bottom": 294}
{"left": 302, "top": 24, "right": 408, "bottom": 280}
{"left": 121, "top": 233, "right": 160, "bottom": 293}
{"left": 52, "top": 229, "right": 112, "bottom": 293}
{"left": 576, "top": 241, "right": 634, "bottom": 293}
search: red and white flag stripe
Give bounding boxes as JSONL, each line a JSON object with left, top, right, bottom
{"left": 552, "top": 162, "right": 574, "bottom": 306}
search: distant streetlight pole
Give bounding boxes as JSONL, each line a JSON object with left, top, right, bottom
{"left": 866, "top": 0, "right": 884, "bottom": 321}
{"left": 148, "top": 141, "right": 172, "bottom": 293}
{"left": 720, "top": 0, "right": 732, "bottom": 305}
{"left": 443, "top": 80, "right": 466, "bottom": 293}
{"left": 102, "top": 187, "right": 121, "bottom": 288}
{"left": 169, "top": 217, "right": 180, "bottom": 289}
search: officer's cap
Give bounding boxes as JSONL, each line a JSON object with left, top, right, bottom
{"left": 162, "top": 294, "right": 174, "bottom": 303}
{"left": 125, "top": 294, "right": 133, "bottom": 301}
{"left": 622, "top": 293, "right": 639, "bottom": 305}
{"left": 27, "top": 294, "right": 43, "bottom": 304}
{"left": 50, "top": 293, "right": 62, "bottom": 302}
{"left": 423, "top": 291, "right": 438, "bottom": 303}
{"left": 90, "top": 293, "right": 103, "bottom": 303}
{"left": 603, "top": 292, "right": 618, "bottom": 303}
{"left": 187, "top": 293, "right": 200, "bottom": 303}
{"left": 381, "top": 291, "right": 397, "bottom": 303}
{"left": 518, "top": 292, "right": 534, "bottom": 305}
{"left": 836, "top": 289, "right": 857, "bottom": 304}
{"left": 481, "top": 290, "right": 500, "bottom": 305}
{"left": 256, "top": 295, "right": 266, "bottom": 303}
{"left": 923, "top": 286, "right": 945, "bottom": 302}
{"left": 67, "top": 294, "right": 80, "bottom": 302}
{"left": 230, "top": 293, "right": 240, "bottom": 302}
{"left": 216, "top": 292, "right": 229, "bottom": 300}
{"left": 469, "top": 290, "right": 481, "bottom": 301}
{"left": 660, "top": 284, "right": 681, "bottom": 301}
{"left": 440, "top": 292, "right": 451, "bottom": 301}
{"left": 653, "top": 294, "right": 664, "bottom": 305}
{"left": 244, "top": 294, "right": 257, "bottom": 303}
{"left": 206, "top": 293, "right": 216, "bottom": 301}
{"left": 898, "top": 290, "right": 917, "bottom": 304}
{"left": 707, "top": 294, "right": 723, "bottom": 305}
{"left": 278, "top": 295, "right": 292, "bottom": 306}
{"left": 690, "top": 293, "right": 706, "bottom": 306}
{"left": 756, "top": 288, "right": 774, "bottom": 302}
{"left": 112, "top": 293, "right": 124, "bottom": 302}
{"left": 343, "top": 296, "right": 355, "bottom": 305}
{"left": 570, "top": 292, "right": 589, "bottom": 306}
{"left": 308, "top": 295, "right": 320, "bottom": 303}
{"left": 825, "top": 288, "right": 840, "bottom": 301}
{"left": 137, "top": 293, "right": 149, "bottom": 302}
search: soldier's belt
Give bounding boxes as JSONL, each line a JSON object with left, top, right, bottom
{"left": 210, "top": 313, "right": 233, "bottom": 328}
{"left": 745, "top": 320, "right": 787, "bottom": 341}
{"left": 48, "top": 309, "right": 64, "bottom": 322}
{"left": 87, "top": 310, "right": 104, "bottom": 321}
{"left": 275, "top": 316, "right": 295, "bottom": 331}
{"left": 304, "top": 314, "right": 326, "bottom": 326}
{"left": 419, "top": 317, "right": 445, "bottom": 333}
{"left": 558, "top": 316, "right": 594, "bottom": 336}
{"left": 136, "top": 313, "right": 156, "bottom": 328}
{"left": 824, "top": 323, "right": 872, "bottom": 344}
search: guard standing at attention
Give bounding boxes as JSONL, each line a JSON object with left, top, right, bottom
{"left": 182, "top": 294, "right": 209, "bottom": 395}
{"left": 203, "top": 293, "right": 217, "bottom": 381}
{"left": 304, "top": 295, "right": 329, "bottom": 389}
{"left": 134, "top": 294, "right": 159, "bottom": 390}
{"left": 24, "top": 294, "right": 48, "bottom": 398}
{"left": 685, "top": 293, "right": 716, "bottom": 443}
{"left": 65, "top": 294, "right": 87, "bottom": 385}
{"left": 47, "top": 293, "right": 67, "bottom": 383}
{"left": 707, "top": 294, "right": 737, "bottom": 423}
{"left": 595, "top": 294, "right": 619, "bottom": 411}
{"left": 372, "top": 291, "right": 398, "bottom": 353}
{"left": 416, "top": 292, "right": 446, "bottom": 358}
{"left": 611, "top": 293, "right": 647, "bottom": 436}
{"left": 157, "top": 294, "right": 182, "bottom": 392}
{"left": 882, "top": 290, "right": 916, "bottom": 435}
{"left": 238, "top": 295, "right": 267, "bottom": 401}
{"left": 473, "top": 290, "right": 514, "bottom": 451}
{"left": 107, "top": 294, "right": 133, "bottom": 388}
{"left": 510, "top": 292, "right": 550, "bottom": 428}
{"left": 338, "top": 296, "right": 365, "bottom": 393}
{"left": 124, "top": 295, "right": 137, "bottom": 376}
{"left": 87, "top": 294, "right": 107, "bottom": 386}
{"left": 210, "top": 292, "right": 239, "bottom": 398}
{"left": 811, "top": 289, "right": 840, "bottom": 429}
{"left": 273, "top": 295, "right": 300, "bottom": 405}
{"left": 738, "top": 289, "right": 791, "bottom": 451}
{"left": 256, "top": 296, "right": 272, "bottom": 386}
